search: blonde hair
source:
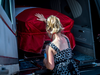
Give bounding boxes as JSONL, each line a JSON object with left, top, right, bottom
{"left": 46, "top": 15, "right": 64, "bottom": 34}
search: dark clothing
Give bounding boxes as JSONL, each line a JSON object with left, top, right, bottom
{"left": 48, "top": 37, "right": 80, "bottom": 75}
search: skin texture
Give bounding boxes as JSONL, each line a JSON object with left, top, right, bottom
{"left": 43, "top": 33, "right": 69, "bottom": 70}
{"left": 35, "top": 13, "right": 46, "bottom": 23}
{"left": 35, "top": 13, "right": 70, "bottom": 70}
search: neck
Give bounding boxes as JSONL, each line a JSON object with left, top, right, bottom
{"left": 52, "top": 32, "right": 62, "bottom": 40}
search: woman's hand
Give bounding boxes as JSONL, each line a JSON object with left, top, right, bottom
{"left": 35, "top": 13, "right": 46, "bottom": 23}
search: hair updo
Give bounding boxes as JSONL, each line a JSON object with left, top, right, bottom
{"left": 46, "top": 15, "right": 64, "bottom": 34}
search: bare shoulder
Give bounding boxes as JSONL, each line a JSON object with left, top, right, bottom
{"left": 45, "top": 45, "right": 53, "bottom": 52}
{"left": 45, "top": 44, "right": 56, "bottom": 55}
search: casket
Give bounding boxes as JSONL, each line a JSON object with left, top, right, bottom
{"left": 16, "top": 7, "right": 75, "bottom": 54}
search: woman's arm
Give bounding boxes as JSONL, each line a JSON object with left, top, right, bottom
{"left": 43, "top": 45, "right": 55, "bottom": 70}
{"left": 35, "top": 13, "right": 46, "bottom": 23}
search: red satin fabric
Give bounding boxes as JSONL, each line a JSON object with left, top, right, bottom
{"left": 16, "top": 8, "right": 75, "bottom": 54}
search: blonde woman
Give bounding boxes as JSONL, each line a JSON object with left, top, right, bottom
{"left": 35, "top": 13, "right": 80, "bottom": 75}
